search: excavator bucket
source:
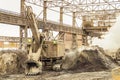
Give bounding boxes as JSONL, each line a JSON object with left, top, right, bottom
{"left": 111, "top": 67, "right": 120, "bottom": 80}
{"left": 25, "top": 46, "right": 43, "bottom": 75}
{"left": 25, "top": 59, "right": 42, "bottom": 75}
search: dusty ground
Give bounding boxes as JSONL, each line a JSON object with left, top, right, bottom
{"left": 0, "top": 70, "right": 113, "bottom": 80}
{"left": 0, "top": 47, "right": 117, "bottom": 80}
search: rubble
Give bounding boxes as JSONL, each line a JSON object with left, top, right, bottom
{"left": 0, "top": 46, "right": 118, "bottom": 80}
{"left": 0, "top": 49, "right": 27, "bottom": 75}
{"left": 61, "top": 46, "right": 119, "bottom": 71}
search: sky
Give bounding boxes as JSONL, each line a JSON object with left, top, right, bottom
{"left": 0, "top": 0, "right": 81, "bottom": 37}
{"left": 92, "top": 16, "right": 120, "bottom": 50}
{"left": 0, "top": 0, "right": 20, "bottom": 37}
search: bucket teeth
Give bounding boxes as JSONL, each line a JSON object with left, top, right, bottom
{"left": 26, "top": 72, "right": 39, "bottom": 76}
{"left": 25, "top": 60, "right": 42, "bottom": 76}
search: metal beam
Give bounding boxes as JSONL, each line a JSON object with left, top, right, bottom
{"left": 0, "top": 36, "right": 20, "bottom": 42}
{"left": 0, "top": 10, "right": 26, "bottom": 26}
{"left": 0, "top": 36, "right": 31, "bottom": 42}
{"left": 83, "top": 27, "right": 108, "bottom": 32}
{"left": 0, "top": 9, "right": 82, "bottom": 34}
{"left": 0, "top": 9, "right": 108, "bottom": 37}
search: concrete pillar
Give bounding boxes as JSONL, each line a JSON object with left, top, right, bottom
{"left": 43, "top": 1, "right": 47, "bottom": 25}
{"left": 82, "top": 16, "right": 88, "bottom": 46}
{"left": 72, "top": 12, "right": 78, "bottom": 49}
{"left": 60, "top": 7, "right": 63, "bottom": 25}
{"left": 20, "top": 0, "right": 27, "bottom": 49}
{"left": 43, "top": 1, "right": 49, "bottom": 40}
{"left": 59, "top": 7, "right": 64, "bottom": 41}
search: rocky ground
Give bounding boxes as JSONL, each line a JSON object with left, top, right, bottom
{"left": 0, "top": 70, "right": 113, "bottom": 80}
{"left": 0, "top": 46, "right": 118, "bottom": 80}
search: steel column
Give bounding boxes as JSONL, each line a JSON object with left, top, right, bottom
{"left": 43, "top": 1, "right": 49, "bottom": 40}
{"left": 59, "top": 7, "right": 64, "bottom": 40}
{"left": 72, "top": 12, "right": 78, "bottom": 49}
{"left": 20, "top": 0, "right": 27, "bottom": 49}
{"left": 82, "top": 16, "right": 88, "bottom": 46}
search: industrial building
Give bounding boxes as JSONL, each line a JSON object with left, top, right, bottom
{"left": 0, "top": 0, "right": 120, "bottom": 80}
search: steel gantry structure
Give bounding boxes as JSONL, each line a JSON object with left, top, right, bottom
{"left": 0, "top": 0, "right": 120, "bottom": 48}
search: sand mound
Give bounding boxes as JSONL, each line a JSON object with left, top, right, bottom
{"left": 0, "top": 49, "right": 27, "bottom": 75}
{"left": 0, "top": 46, "right": 118, "bottom": 75}
{"left": 61, "top": 46, "right": 118, "bottom": 71}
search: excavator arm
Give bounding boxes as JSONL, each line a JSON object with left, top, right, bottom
{"left": 26, "top": 6, "right": 40, "bottom": 46}
{"left": 25, "top": 6, "right": 44, "bottom": 75}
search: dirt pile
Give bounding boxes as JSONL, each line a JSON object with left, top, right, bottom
{"left": 0, "top": 49, "right": 27, "bottom": 75}
{"left": 96, "top": 46, "right": 118, "bottom": 69}
{"left": 115, "top": 48, "right": 120, "bottom": 60}
{"left": 61, "top": 46, "right": 119, "bottom": 71}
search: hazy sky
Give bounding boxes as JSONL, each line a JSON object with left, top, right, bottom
{"left": 92, "top": 16, "right": 120, "bottom": 50}
{"left": 0, "top": 0, "right": 20, "bottom": 37}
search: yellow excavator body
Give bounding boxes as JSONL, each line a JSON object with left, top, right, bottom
{"left": 111, "top": 67, "right": 120, "bottom": 80}
{"left": 25, "top": 6, "right": 65, "bottom": 75}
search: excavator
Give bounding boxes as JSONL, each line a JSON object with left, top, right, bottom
{"left": 24, "top": 6, "right": 65, "bottom": 75}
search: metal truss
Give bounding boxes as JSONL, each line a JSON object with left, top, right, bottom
{"left": 25, "top": 0, "right": 120, "bottom": 15}
{"left": 25, "top": 0, "right": 120, "bottom": 27}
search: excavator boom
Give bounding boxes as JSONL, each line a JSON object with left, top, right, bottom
{"left": 26, "top": 6, "right": 40, "bottom": 45}
{"left": 25, "top": 6, "right": 43, "bottom": 75}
